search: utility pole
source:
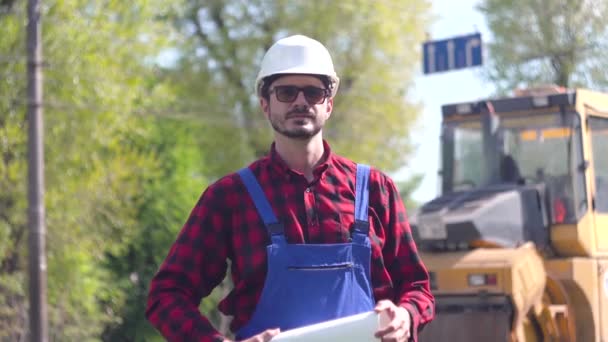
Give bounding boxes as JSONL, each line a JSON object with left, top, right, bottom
{"left": 26, "top": 0, "right": 48, "bottom": 340}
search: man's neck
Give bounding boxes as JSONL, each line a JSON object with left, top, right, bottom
{"left": 274, "top": 134, "right": 325, "bottom": 182}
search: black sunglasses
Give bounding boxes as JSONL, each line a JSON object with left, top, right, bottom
{"left": 269, "top": 85, "right": 330, "bottom": 104}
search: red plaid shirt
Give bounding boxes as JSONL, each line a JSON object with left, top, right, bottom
{"left": 146, "top": 141, "right": 434, "bottom": 341}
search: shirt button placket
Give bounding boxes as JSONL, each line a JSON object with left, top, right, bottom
{"left": 304, "top": 187, "right": 318, "bottom": 236}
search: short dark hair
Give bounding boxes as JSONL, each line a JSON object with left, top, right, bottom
{"left": 260, "top": 74, "right": 332, "bottom": 100}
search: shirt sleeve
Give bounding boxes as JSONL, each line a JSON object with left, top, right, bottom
{"left": 145, "top": 184, "right": 230, "bottom": 342}
{"left": 376, "top": 173, "right": 435, "bottom": 341}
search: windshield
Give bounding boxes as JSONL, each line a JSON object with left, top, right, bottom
{"left": 441, "top": 110, "right": 585, "bottom": 223}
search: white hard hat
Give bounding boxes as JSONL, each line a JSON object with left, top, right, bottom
{"left": 255, "top": 35, "right": 340, "bottom": 97}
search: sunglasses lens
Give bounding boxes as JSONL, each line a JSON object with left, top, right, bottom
{"left": 275, "top": 86, "right": 299, "bottom": 102}
{"left": 302, "top": 87, "right": 326, "bottom": 104}
{"left": 273, "top": 86, "right": 328, "bottom": 104}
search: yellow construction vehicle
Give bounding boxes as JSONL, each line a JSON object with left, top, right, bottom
{"left": 411, "top": 87, "right": 608, "bottom": 341}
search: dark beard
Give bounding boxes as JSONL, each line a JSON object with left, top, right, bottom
{"left": 270, "top": 105, "right": 321, "bottom": 139}
{"left": 271, "top": 119, "right": 321, "bottom": 139}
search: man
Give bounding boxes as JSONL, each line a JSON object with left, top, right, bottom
{"left": 146, "top": 34, "right": 434, "bottom": 342}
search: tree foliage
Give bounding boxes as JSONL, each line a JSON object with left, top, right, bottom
{"left": 169, "top": 0, "right": 431, "bottom": 174}
{"left": 1, "top": 0, "right": 175, "bottom": 339}
{"left": 478, "top": 0, "right": 608, "bottom": 93}
{"left": 396, "top": 174, "right": 424, "bottom": 210}
{"left": 100, "top": 118, "right": 209, "bottom": 341}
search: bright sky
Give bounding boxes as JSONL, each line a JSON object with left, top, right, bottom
{"left": 396, "top": 0, "right": 495, "bottom": 204}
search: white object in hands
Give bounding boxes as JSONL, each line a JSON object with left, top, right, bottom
{"left": 271, "top": 311, "right": 389, "bottom": 342}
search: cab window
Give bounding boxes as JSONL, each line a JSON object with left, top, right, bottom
{"left": 589, "top": 116, "right": 608, "bottom": 213}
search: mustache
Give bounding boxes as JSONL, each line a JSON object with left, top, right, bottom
{"left": 286, "top": 107, "right": 314, "bottom": 119}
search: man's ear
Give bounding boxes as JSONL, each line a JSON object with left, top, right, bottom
{"left": 260, "top": 97, "right": 270, "bottom": 118}
{"left": 326, "top": 97, "right": 334, "bottom": 118}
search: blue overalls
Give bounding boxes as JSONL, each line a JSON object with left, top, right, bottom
{"left": 236, "top": 164, "right": 375, "bottom": 339}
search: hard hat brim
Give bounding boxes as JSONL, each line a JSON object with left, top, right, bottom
{"left": 256, "top": 71, "right": 340, "bottom": 98}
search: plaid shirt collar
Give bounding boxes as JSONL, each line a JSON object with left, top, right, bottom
{"left": 268, "top": 140, "right": 332, "bottom": 181}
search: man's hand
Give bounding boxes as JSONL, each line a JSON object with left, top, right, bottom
{"left": 374, "top": 300, "right": 411, "bottom": 342}
{"left": 224, "top": 328, "right": 280, "bottom": 342}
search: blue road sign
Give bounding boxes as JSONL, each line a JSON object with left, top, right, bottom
{"left": 423, "top": 33, "right": 482, "bottom": 74}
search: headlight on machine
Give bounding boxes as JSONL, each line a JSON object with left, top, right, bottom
{"left": 417, "top": 212, "right": 447, "bottom": 240}
{"left": 468, "top": 273, "right": 497, "bottom": 287}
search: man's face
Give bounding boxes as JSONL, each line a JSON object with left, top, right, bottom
{"left": 260, "top": 75, "right": 333, "bottom": 140}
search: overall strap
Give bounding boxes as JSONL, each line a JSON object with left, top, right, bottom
{"left": 237, "top": 168, "right": 285, "bottom": 237}
{"left": 353, "top": 164, "right": 370, "bottom": 235}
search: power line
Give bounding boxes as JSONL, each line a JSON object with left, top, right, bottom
{"left": 0, "top": 8, "right": 23, "bottom": 16}
{"left": 0, "top": 57, "right": 175, "bottom": 79}
{"left": 0, "top": 95, "right": 253, "bottom": 126}
{"left": 0, "top": 55, "right": 26, "bottom": 63}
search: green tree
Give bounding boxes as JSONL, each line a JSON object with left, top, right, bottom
{"left": 0, "top": 0, "right": 176, "bottom": 339}
{"left": 168, "top": 0, "right": 431, "bottom": 174}
{"left": 397, "top": 173, "right": 424, "bottom": 210}
{"left": 100, "top": 118, "right": 210, "bottom": 342}
{"left": 478, "top": 0, "right": 608, "bottom": 92}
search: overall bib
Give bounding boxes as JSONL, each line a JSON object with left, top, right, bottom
{"left": 236, "top": 164, "right": 375, "bottom": 339}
